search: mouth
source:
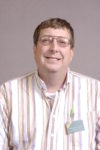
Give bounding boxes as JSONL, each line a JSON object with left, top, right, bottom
{"left": 45, "top": 57, "right": 61, "bottom": 61}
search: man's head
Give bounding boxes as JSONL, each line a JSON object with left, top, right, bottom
{"left": 33, "top": 18, "right": 74, "bottom": 49}
{"left": 33, "top": 18, "right": 74, "bottom": 78}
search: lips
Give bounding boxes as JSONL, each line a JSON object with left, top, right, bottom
{"left": 45, "top": 56, "right": 62, "bottom": 61}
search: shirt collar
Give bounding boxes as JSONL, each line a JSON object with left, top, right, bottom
{"left": 35, "top": 68, "right": 71, "bottom": 92}
{"left": 35, "top": 70, "right": 47, "bottom": 91}
{"left": 62, "top": 68, "right": 71, "bottom": 89}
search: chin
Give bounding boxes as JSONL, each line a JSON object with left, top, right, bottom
{"left": 46, "top": 68, "right": 59, "bottom": 73}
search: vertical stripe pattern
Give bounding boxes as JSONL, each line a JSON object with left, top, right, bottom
{"left": 0, "top": 70, "right": 100, "bottom": 149}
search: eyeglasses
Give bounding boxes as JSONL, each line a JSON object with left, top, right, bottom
{"left": 38, "top": 35, "right": 70, "bottom": 47}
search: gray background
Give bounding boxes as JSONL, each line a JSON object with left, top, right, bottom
{"left": 0, "top": 0, "right": 100, "bottom": 84}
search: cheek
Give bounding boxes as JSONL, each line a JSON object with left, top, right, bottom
{"left": 63, "top": 51, "right": 73, "bottom": 62}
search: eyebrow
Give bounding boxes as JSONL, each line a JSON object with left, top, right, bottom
{"left": 39, "top": 35, "right": 69, "bottom": 39}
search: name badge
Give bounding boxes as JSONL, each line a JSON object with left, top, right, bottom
{"left": 66, "top": 120, "right": 85, "bottom": 134}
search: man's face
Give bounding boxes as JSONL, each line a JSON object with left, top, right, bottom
{"left": 33, "top": 27, "right": 74, "bottom": 74}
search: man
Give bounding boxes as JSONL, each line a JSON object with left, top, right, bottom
{"left": 0, "top": 18, "right": 100, "bottom": 149}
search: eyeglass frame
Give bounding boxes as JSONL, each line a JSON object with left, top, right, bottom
{"left": 38, "top": 35, "right": 71, "bottom": 47}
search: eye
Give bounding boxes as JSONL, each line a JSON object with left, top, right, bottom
{"left": 58, "top": 39, "right": 66, "bottom": 44}
{"left": 58, "top": 38, "right": 67, "bottom": 44}
{"left": 57, "top": 38, "right": 69, "bottom": 46}
{"left": 41, "top": 37, "right": 51, "bottom": 44}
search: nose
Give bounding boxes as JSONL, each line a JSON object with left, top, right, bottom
{"left": 49, "top": 39, "right": 59, "bottom": 53}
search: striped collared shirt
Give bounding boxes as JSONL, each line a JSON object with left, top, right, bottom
{"left": 0, "top": 69, "right": 100, "bottom": 150}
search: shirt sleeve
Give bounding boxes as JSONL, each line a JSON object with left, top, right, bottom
{"left": 95, "top": 81, "right": 100, "bottom": 149}
{"left": 0, "top": 85, "right": 9, "bottom": 149}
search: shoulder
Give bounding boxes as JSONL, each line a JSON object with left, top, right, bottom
{"left": 2, "top": 70, "right": 36, "bottom": 85}
{"left": 70, "top": 70, "right": 100, "bottom": 85}
{"left": 0, "top": 70, "right": 37, "bottom": 95}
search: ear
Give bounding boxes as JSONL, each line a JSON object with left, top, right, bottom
{"left": 70, "top": 48, "right": 74, "bottom": 60}
{"left": 33, "top": 45, "right": 37, "bottom": 55}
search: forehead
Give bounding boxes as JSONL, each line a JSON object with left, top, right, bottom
{"left": 39, "top": 27, "right": 70, "bottom": 37}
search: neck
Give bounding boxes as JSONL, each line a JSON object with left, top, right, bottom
{"left": 38, "top": 70, "right": 67, "bottom": 93}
